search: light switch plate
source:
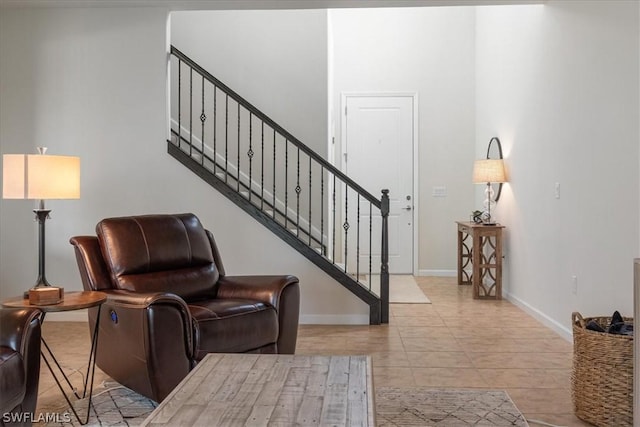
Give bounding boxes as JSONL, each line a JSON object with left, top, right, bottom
{"left": 432, "top": 186, "right": 447, "bottom": 197}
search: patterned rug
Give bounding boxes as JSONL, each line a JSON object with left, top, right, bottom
{"left": 376, "top": 387, "right": 529, "bottom": 426}
{"left": 44, "top": 384, "right": 527, "bottom": 426}
{"left": 43, "top": 383, "right": 156, "bottom": 426}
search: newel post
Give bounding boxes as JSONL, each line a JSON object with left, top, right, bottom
{"left": 380, "top": 189, "right": 390, "bottom": 324}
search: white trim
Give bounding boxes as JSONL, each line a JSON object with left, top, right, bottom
{"left": 339, "top": 92, "right": 419, "bottom": 276}
{"left": 165, "top": 14, "right": 172, "bottom": 145}
{"left": 505, "top": 292, "right": 572, "bottom": 342}
{"left": 417, "top": 269, "right": 456, "bottom": 277}
{"left": 411, "top": 94, "right": 419, "bottom": 277}
{"left": 300, "top": 314, "right": 368, "bottom": 325}
{"left": 44, "top": 310, "right": 371, "bottom": 325}
{"left": 327, "top": 14, "right": 336, "bottom": 260}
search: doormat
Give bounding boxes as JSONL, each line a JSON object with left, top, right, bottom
{"left": 367, "top": 274, "right": 431, "bottom": 303}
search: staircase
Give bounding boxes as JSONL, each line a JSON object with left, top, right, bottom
{"left": 168, "top": 46, "right": 389, "bottom": 325}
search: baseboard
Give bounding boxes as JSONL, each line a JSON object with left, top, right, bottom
{"left": 43, "top": 310, "right": 88, "bottom": 322}
{"left": 417, "top": 269, "right": 456, "bottom": 277}
{"left": 505, "top": 292, "right": 572, "bottom": 342}
{"left": 44, "top": 311, "right": 368, "bottom": 325}
{"left": 300, "top": 314, "right": 369, "bottom": 325}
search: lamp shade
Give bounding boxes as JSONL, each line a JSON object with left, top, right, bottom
{"left": 472, "top": 159, "right": 506, "bottom": 183}
{"left": 3, "top": 154, "right": 80, "bottom": 200}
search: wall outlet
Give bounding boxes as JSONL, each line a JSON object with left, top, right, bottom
{"left": 571, "top": 275, "right": 578, "bottom": 295}
{"left": 555, "top": 182, "right": 561, "bottom": 199}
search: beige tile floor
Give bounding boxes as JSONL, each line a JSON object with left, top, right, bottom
{"left": 34, "top": 276, "right": 592, "bottom": 426}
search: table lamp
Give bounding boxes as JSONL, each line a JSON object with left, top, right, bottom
{"left": 472, "top": 158, "right": 506, "bottom": 225}
{"left": 3, "top": 147, "right": 80, "bottom": 300}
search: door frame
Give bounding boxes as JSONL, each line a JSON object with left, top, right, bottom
{"left": 339, "top": 92, "right": 419, "bottom": 276}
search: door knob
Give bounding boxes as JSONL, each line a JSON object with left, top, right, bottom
{"left": 402, "top": 205, "right": 412, "bottom": 211}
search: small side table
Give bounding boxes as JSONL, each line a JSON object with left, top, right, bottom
{"left": 2, "top": 290, "right": 106, "bottom": 425}
{"left": 456, "top": 221, "right": 505, "bottom": 299}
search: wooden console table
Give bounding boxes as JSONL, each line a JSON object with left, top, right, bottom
{"left": 456, "top": 221, "right": 505, "bottom": 299}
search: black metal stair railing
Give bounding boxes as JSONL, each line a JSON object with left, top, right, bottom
{"left": 168, "top": 45, "right": 389, "bottom": 324}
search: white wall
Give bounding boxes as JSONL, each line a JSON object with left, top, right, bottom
{"left": 0, "top": 6, "right": 368, "bottom": 323}
{"left": 330, "top": 7, "right": 477, "bottom": 275}
{"left": 476, "top": 0, "right": 640, "bottom": 337}
{"left": 171, "top": 9, "right": 328, "bottom": 157}
{"left": 172, "top": 7, "right": 477, "bottom": 277}
{"left": 0, "top": 6, "right": 171, "bottom": 298}
{"left": 2, "top": 2, "right": 638, "bottom": 332}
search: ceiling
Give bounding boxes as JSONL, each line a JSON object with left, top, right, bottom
{"left": 0, "top": 0, "right": 546, "bottom": 10}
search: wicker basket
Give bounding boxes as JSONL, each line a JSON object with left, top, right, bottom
{"left": 571, "top": 312, "right": 634, "bottom": 427}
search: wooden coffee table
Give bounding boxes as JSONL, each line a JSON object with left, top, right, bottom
{"left": 141, "top": 354, "right": 375, "bottom": 426}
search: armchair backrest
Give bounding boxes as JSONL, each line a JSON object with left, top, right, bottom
{"left": 96, "top": 213, "right": 221, "bottom": 301}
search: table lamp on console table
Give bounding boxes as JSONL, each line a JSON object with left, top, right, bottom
{"left": 2, "top": 147, "right": 80, "bottom": 304}
{"left": 472, "top": 158, "right": 506, "bottom": 225}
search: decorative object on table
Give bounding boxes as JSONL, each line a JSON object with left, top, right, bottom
{"left": 471, "top": 210, "right": 484, "bottom": 224}
{"left": 472, "top": 136, "right": 507, "bottom": 225}
{"left": 28, "top": 286, "right": 64, "bottom": 305}
{"left": 2, "top": 147, "right": 80, "bottom": 297}
{"left": 571, "top": 311, "right": 633, "bottom": 427}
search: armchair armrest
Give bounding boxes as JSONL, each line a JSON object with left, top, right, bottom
{"left": 217, "top": 275, "right": 298, "bottom": 308}
{"left": 0, "top": 308, "right": 42, "bottom": 416}
{"left": 217, "top": 275, "right": 300, "bottom": 354}
{"left": 91, "top": 289, "right": 194, "bottom": 402}
{"left": 101, "top": 289, "right": 192, "bottom": 312}
{"left": 0, "top": 308, "right": 41, "bottom": 353}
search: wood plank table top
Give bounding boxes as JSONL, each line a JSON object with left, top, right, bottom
{"left": 141, "top": 354, "right": 375, "bottom": 427}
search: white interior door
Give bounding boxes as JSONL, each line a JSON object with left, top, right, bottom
{"left": 342, "top": 94, "right": 415, "bottom": 274}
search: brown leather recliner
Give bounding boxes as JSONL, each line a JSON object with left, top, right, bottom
{"left": 0, "top": 308, "right": 42, "bottom": 427}
{"left": 70, "top": 213, "right": 300, "bottom": 403}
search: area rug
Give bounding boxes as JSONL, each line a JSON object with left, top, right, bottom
{"left": 43, "top": 382, "right": 157, "bottom": 427}
{"left": 376, "top": 387, "right": 529, "bottom": 426}
{"left": 44, "top": 384, "right": 527, "bottom": 426}
{"left": 368, "top": 274, "right": 431, "bottom": 304}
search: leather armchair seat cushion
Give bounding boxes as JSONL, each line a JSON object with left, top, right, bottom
{"left": 0, "top": 346, "right": 26, "bottom": 413}
{"left": 189, "top": 299, "right": 278, "bottom": 358}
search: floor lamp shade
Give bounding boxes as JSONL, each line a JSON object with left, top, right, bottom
{"left": 3, "top": 154, "right": 80, "bottom": 200}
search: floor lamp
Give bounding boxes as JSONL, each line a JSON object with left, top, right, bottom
{"left": 3, "top": 148, "right": 80, "bottom": 297}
